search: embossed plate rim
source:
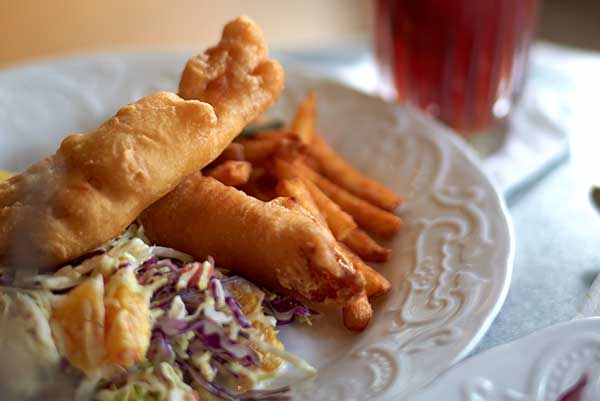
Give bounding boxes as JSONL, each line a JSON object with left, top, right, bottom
{"left": 400, "top": 95, "right": 515, "bottom": 364}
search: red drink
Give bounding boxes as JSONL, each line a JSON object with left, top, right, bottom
{"left": 374, "top": 0, "right": 539, "bottom": 135}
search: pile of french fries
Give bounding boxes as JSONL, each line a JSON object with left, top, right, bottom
{"left": 203, "top": 93, "right": 403, "bottom": 330}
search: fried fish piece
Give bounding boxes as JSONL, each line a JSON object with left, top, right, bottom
{"left": 0, "top": 16, "right": 284, "bottom": 270}
{"left": 140, "top": 174, "right": 364, "bottom": 304}
{"left": 276, "top": 178, "right": 390, "bottom": 299}
{"left": 179, "top": 16, "right": 284, "bottom": 117}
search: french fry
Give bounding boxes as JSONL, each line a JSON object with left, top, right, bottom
{"left": 301, "top": 153, "right": 321, "bottom": 171}
{"left": 343, "top": 292, "right": 372, "bottom": 331}
{"left": 274, "top": 158, "right": 357, "bottom": 240}
{"left": 206, "top": 160, "right": 252, "bottom": 187}
{"left": 275, "top": 178, "right": 327, "bottom": 226}
{"left": 290, "top": 92, "right": 316, "bottom": 144}
{"left": 213, "top": 142, "right": 245, "bottom": 164}
{"left": 302, "top": 179, "right": 358, "bottom": 241}
{"left": 253, "top": 130, "right": 299, "bottom": 141}
{"left": 308, "top": 135, "right": 401, "bottom": 210}
{"left": 339, "top": 244, "right": 390, "bottom": 298}
{"left": 240, "top": 167, "right": 278, "bottom": 201}
{"left": 295, "top": 161, "right": 402, "bottom": 237}
{"left": 237, "top": 138, "right": 280, "bottom": 162}
{"left": 342, "top": 228, "right": 391, "bottom": 263}
{"left": 237, "top": 135, "right": 304, "bottom": 163}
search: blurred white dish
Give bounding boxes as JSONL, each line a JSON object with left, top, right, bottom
{"left": 408, "top": 317, "right": 600, "bottom": 401}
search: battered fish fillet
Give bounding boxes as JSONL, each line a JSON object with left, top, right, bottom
{"left": 178, "top": 16, "right": 283, "bottom": 116}
{"left": 0, "top": 16, "right": 284, "bottom": 269}
{"left": 140, "top": 174, "right": 364, "bottom": 304}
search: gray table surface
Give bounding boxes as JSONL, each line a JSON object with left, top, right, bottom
{"left": 474, "top": 43, "right": 600, "bottom": 352}
{"left": 476, "top": 148, "right": 600, "bottom": 352}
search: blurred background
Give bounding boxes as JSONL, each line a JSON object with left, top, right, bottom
{"left": 1, "top": 0, "right": 599, "bottom": 67}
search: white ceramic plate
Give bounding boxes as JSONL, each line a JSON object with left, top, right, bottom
{"left": 408, "top": 317, "right": 600, "bottom": 401}
{"left": 0, "top": 54, "right": 514, "bottom": 401}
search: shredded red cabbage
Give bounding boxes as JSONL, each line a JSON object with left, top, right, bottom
{"left": 136, "top": 258, "right": 160, "bottom": 282}
{"left": 0, "top": 270, "right": 13, "bottom": 286}
{"left": 237, "top": 387, "right": 292, "bottom": 401}
{"left": 147, "top": 330, "right": 175, "bottom": 364}
{"left": 133, "top": 253, "right": 294, "bottom": 400}
{"left": 181, "top": 360, "right": 238, "bottom": 400}
{"left": 179, "top": 287, "right": 205, "bottom": 312}
{"left": 157, "top": 317, "right": 189, "bottom": 336}
{"left": 210, "top": 354, "right": 242, "bottom": 378}
{"left": 138, "top": 258, "right": 178, "bottom": 286}
{"left": 210, "top": 278, "right": 226, "bottom": 305}
{"left": 189, "top": 319, "right": 260, "bottom": 366}
{"left": 157, "top": 317, "right": 259, "bottom": 366}
{"left": 219, "top": 277, "right": 255, "bottom": 328}
{"left": 142, "top": 257, "right": 159, "bottom": 266}
{"left": 143, "top": 260, "right": 184, "bottom": 308}
{"left": 182, "top": 361, "right": 291, "bottom": 401}
{"left": 225, "top": 296, "right": 252, "bottom": 328}
{"left": 262, "top": 295, "right": 316, "bottom": 326}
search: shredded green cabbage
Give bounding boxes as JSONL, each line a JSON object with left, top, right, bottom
{"left": 96, "top": 363, "right": 197, "bottom": 401}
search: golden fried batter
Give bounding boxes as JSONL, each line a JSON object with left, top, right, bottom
{"left": 140, "top": 174, "right": 364, "bottom": 304}
{"left": 0, "top": 16, "right": 284, "bottom": 269}
{"left": 179, "top": 16, "right": 284, "bottom": 115}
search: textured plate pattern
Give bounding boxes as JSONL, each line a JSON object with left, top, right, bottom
{"left": 0, "top": 54, "right": 513, "bottom": 400}
{"left": 410, "top": 318, "right": 600, "bottom": 401}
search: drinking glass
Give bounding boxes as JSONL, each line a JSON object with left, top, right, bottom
{"left": 373, "top": 0, "right": 540, "bottom": 138}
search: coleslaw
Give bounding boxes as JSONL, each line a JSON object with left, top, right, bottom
{"left": 0, "top": 225, "right": 316, "bottom": 401}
